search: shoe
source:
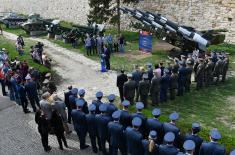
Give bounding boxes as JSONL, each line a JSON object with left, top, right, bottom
{"left": 64, "top": 144, "right": 69, "bottom": 148}
{"left": 80, "top": 144, "right": 89, "bottom": 150}
{"left": 24, "top": 110, "right": 31, "bottom": 114}
{"left": 44, "top": 146, "right": 52, "bottom": 152}
{"left": 59, "top": 146, "right": 64, "bottom": 150}
{"left": 93, "top": 149, "right": 98, "bottom": 153}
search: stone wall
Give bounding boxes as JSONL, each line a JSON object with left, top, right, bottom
{"left": 0, "top": 0, "right": 234, "bottom": 42}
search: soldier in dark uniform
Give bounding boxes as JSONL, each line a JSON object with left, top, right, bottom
{"left": 181, "top": 140, "right": 196, "bottom": 155}
{"left": 169, "top": 70, "right": 178, "bottom": 100}
{"left": 178, "top": 61, "right": 186, "bottom": 96}
{"left": 108, "top": 110, "right": 126, "bottom": 155}
{"left": 221, "top": 55, "right": 229, "bottom": 82}
{"left": 213, "top": 56, "right": 223, "bottom": 85}
{"left": 159, "top": 132, "right": 179, "bottom": 155}
{"left": 150, "top": 70, "right": 161, "bottom": 105}
{"left": 160, "top": 69, "right": 170, "bottom": 103}
{"left": 69, "top": 88, "right": 78, "bottom": 110}
{"left": 138, "top": 74, "right": 150, "bottom": 107}
{"left": 196, "top": 58, "right": 205, "bottom": 90}
{"left": 92, "top": 91, "right": 104, "bottom": 114}
{"left": 205, "top": 57, "right": 214, "bottom": 87}
{"left": 146, "top": 63, "right": 154, "bottom": 82}
{"left": 125, "top": 117, "right": 144, "bottom": 155}
{"left": 159, "top": 62, "right": 165, "bottom": 76}
{"left": 131, "top": 102, "right": 147, "bottom": 138}
{"left": 142, "top": 131, "right": 159, "bottom": 155}
{"left": 107, "top": 94, "right": 118, "bottom": 117}
{"left": 86, "top": 104, "right": 101, "bottom": 153}
{"left": 96, "top": 104, "right": 112, "bottom": 155}
{"left": 64, "top": 86, "right": 73, "bottom": 123}
{"left": 132, "top": 65, "right": 142, "bottom": 101}
{"left": 123, "top": 74, "right": 136, "bottom": 105}
{"left": 116, "top": 69, "right": 128, "bottom": 101}
{"left": 184, "top": 123, "right": 203, "bottom": 155}
{"left": 120, "top": 100, "right": 132, "bottom": 129}
{"left": 199, "top": 129, "right": 226, "bottom": 155}
{"left": 163, "top": 112, "right": 181, "bottom": 148}
{"left": 185, "top": 61, "right": 193, "bottom": 92}
{"left": 146, "top": 108, "right": 163, "bottom": 144}
{"left": 71, "top": 99, "right": 89, "bottom": 150}
{"left": 76, "top": 89, "right": 89, "bottom": 114}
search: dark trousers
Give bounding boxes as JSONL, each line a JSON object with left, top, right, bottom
{"left": 20, "top": 98, "right": 28, "bottom": 113}
{"left": 126, "top": 97, "right": 134, "bottom": 105}
{"left": 86, "top": 46, "right": 92, "bottom": 56}
{"left": 40, "top": 132, "right": 49, "bottom": 151}
{"left": 160, "top": 89, "right": 167, "bottom": 103}
{"left": 55, "top": 132, "right": 67, "bottom": 149}
{"left": 151, "top": 91, "right": 159, "bottom": 105}
{"left": 222, "top": 71, "right": 227, "bottom": 82}
{"left": 185, "top": 80, "right": 191, "bottom": 92}
{"left": 76, "top": 130, "right": 86, "bottom": 148}
{"left": 92, "top": 46, "right": 97, "bottom": 55}
{"left": 111, "top": 145, "right": 127, "bottom": 155}
{"left": 67, "top": 106, "right": 72, "bottom": 124}
{"left": 105, "top": 58, "right": 110, "bottom": 70}
{"left": 100, "top": 138, "right": 111, "bottom": 155}
{"left": 196, "top": 77, "right": 203, "bottom": 89}
{"left": 28, "top": 96, "right": 40, "bottom": 112}
{"left": 177, "top": 83, "right": 184, "bottom": 96}
{"left": 135, "top": 87, "right": 139, "bottom": 102}
{"left": 118, "top": 87, "right": 124, "bottom": 101}
{"left": 169, "top": 89, "right": 176, "bottom": 100}
{"left": 89, "top": 135, "right": 101, "bottom": 152}
{"left": 0, "top": 79, "right": 7, "bottom": 95}
{"left": 114, "top": 43, "right": 119, "bottom": 53}
{"left": 140, "top": 95, "right": 148, "bottom": 107}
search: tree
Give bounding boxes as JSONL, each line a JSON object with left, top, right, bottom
{"left": 88, "top": 0, "right": 139, "bottom": 34}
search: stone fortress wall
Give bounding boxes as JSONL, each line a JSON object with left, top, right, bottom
{"left": 0, "top": 0, "right": 235, "bottom": 42}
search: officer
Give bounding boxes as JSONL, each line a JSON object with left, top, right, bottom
{"left": 120, "top": 100, "right": 132, "bottom": 129}
{"left": 76, "top": 89, "right": 89, "bottom": 114}
{"left": 160, "top": 69, "right": 170, "bottom": 103}
{"left": 92, "top": 91, "right": 104, "bottom": 114}
{"left": 107, "top": 94, "right": 118, "bottom": 117}
{"left": 185, "top": 61, "right": 193, "bottom": 92}
{"left": 142, "top": 131, "right": 159, "bottom": 155}
{"left": 184, "top": 123, "right": 203, "bottom": 155}
{"left": 132, "top": 102, "right": 147, "bottom": 137}
{"left": 150, "top": 70, "right": 161, "bottom": 105}
{"left": 125, "top": 117, "right": 144, "bottom": 155}
{"left": 196, "top": 58, "right": 205, "bottom": 90}
{"left": 169, "top": 70, "right": 178, "bottom": 100}
{"left": 178, "top": 61, "right": 186, "bottom": 96}
{"left": 86, "top": 104, "right": 101, "bottom": 153}
{"left": 146, "top": 63, "right": 154, "bottom": 82}
{"left": 231, "top": 150, "right": 235, "bottom": 155}
{"left": 182, "top": 140, "right": 196, "bottom": 155}
{"left": 159, "top": 132, "right": 179, "bottom": 155}
{"left": 205, "top": 57, "right": 214, "bottom": 87}
{"left": 163, "top": 112, "right": 181, "bottom": 148}
{"left": 64, "top": 86, "right": 73, "bottom": 123}
{"left": 123, "top": 73, "right": 136, "bottom": 104}
{"left": 69, "top": 88, "right": 78, "bottom": 110}
{"left": 213, "top": 56, "right": 223, "bottom": 85}
{"left": 108, "top": 110, "right": 126, "bottom": 155}
{"left": 138, "top": 73, "right": 150, "bottom": 107}
{"left": 17, "top": 80, "right": 30, "bottom": 113}
{"left": 199, "top": 129, "right": 226, "bottom": 155}
{"left": 96, "top": 104, "right": 112, "bottom": 155}
{"left": 71, "top": 99, "right": 89, "bottom": 150}
{"left": 147, "top": 108, "right": 163, "bottom": 144}
{"left": 132, "top": 65, "right": 142, "bottom": 101}
{"left": 221, "top": 55, "right": 229, "bottom": 82}
{"left": 116, "top": 69, "right": 128, "bottom": 101}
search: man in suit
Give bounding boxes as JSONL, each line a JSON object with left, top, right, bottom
{"left": 138, "top": 74, "right": 150, "bottom": 107}
{"left": 64, "top": 86, "right": 73, "bottom": 123}
{"left": 132, "top": 65, "right": 142, "bottom": 101}
{"left": 150, "top": 70, "right": 161, "bottom": 105}
{"left": 39, "top": 92, "right": 52, "bottom": 121}
{"left": 123, "top": 74, "right": 136, "bottom": 105}
{"left": 76, "top": 89, "right": 89, "bottom": 114}
{"left": 159, "top": 132, "right": 179, "bottom": 155}
{"left": 160, "top": 69, "right": 170, "bottom": 103}
{"left": 116, "top": 69, "right": 128, "bottom": 101}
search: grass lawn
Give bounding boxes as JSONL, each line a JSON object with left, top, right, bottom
{"left": 1, "top": 25, "right": 235, "bottom": 152}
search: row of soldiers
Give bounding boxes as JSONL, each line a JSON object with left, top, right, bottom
{"left": 117, "top": 51, "right": 229, "bottom": 106}
{"left": 65, "top": 88, "right": 232, "bottom": 155}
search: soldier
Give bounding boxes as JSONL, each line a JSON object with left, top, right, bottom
{"left": 146, "top": 108, "right": 163, "bottom": 144}
{"left": 163, "top": 112, "right": 181, "bottom": 148}
{"left": 185, "top": 61, "right": 193, "bottom": 92}
{"left": 150, "top": 70, "right": 161, "bottom": 105}
{"left": 184, "top": 123, "right": 203, "bottom": 155}
{"left": 107, "top": 94, "right": 118, "bottom": 117}
{"left": 71, "top": 99, "right": 89, "bottom": 150}
{"left": 142, "top": 131, "right": 159, "bottom": 155}
{"left": 76, "top": 89, "right": 89, "bottom": 114}
{"left": 146, "top": 63, "right": 154, "bottom": 82}
{"left": 86, "top": 104, "right": 101, "bottom": 153}
{"left": 221, "top": 55, "right": 229, "bottom": 82}
{"left": 160, "top": 69, "right": 170, "bottom": 103}
{"left": 69, "top": 88, "right": 78, "bottom": 110}
{"left": 196, "top": 58, "right": 205, "bottom": 90}
{"left": 108, "top": 110, "right": 126, "bottom": 155}
{"left": 125, "top": 117, "right": 144, "bottom": 155}
{"left": 96, "top": 104, "right": 112, "bottom": 155}
{"left": 132, "top": 65, "right": 142, "bottom": 101}
{"left": 138, "top": 74, "right": 150, "bottom": 107}
{"left": 159, "top": 132, "right": 179, "bottom": 155}
{"left": 199, "top": 129, "right": 226, "bottom": 155}
{"left": 205, "top": 57, "right": 214, "bottom": 87}
{"left": 92, "top": 91, "right": 104, "bottom": 114}
{"left": 116, "top": 69, "right": 128, "bottom": 101}
{"left": 178, "top": 61, "right": 186, "bottom": 96}
{"left": 169, "top": 70, "right": 178, "bottom": 100}
{"left": 64, "top": 86, "right": 73, "bottom": 124}
{"left": 181, "top": 140, "right": 196, "bottom": 155}
{"left": 123, "top": 74, "right": 136, "bottom": 104}
{"left": 213, "top": 56, "right": 223, "bottom": 85}
{"left": 120, "top": 100, "right": 132, "bottom": 129}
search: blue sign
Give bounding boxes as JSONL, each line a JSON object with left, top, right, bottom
{"left": 139, "top": 31, "right": 152, "bottom": 53}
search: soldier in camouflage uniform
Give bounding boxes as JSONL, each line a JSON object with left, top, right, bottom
{"left": 221, "top": 55, "right": 229, "bottom": 82}
{"left": 196, "top": 58, "right": 205, "bottom": 90}
{"left": 204, "top": 57, "right": 214, "bottom": 86}
{"left": 213, "top": 56, "right": 223, "bottom": 85}
{"left": 185, "top": 60, "right": 193, "bottom": 92}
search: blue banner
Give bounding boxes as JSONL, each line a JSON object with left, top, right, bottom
{"left": 139, "top": 31, "right": 152, "bottom": 53}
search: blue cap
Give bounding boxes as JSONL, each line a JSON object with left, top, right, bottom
{"left": 210, "top": 129, "right": 221, "bottom": 140}
{"left": 230, "top": 150, "right": 235, "bottom": 155}
{"left": 76, "top": 99, "right": 84, "bottom": 107}
{"left": 132, "top": 117, "right": 142, "bottom": 127}
{"left": 78, "top": 89, "right": 85, "bottom": 96}
{"left": 169, "top": 112, "right": 179, "bottom": 121}
{"left": 121, "top": 100, "right": 130, "bottom": 106}
{"left": 88, "top": 104, "right": 96, "bottom": 112}
{"left": 149, "top": 130, "right": 157, "bottom": 139}
{"left": 99, "top": 104, "right": 107, "bottom": 112}
{"left": 152, "top": 108, "right": 161, "bottom": 116}
{"left": 164, "top": 132, "right": 175, "bottom": 142}
{"left": 136, "top": 102, "right": 144, "bottom": 110}
{"left": 112, "top": 110, "right": 121, "bottom": 119}
{"left": 183, "top": 140, "right": 196, "bottom": 151}
{"left": 108, "top": 94, "right": 115, "bottom": 101}
{"left": 96, "top": 91, "right": 103, "bottom": 98}
{"left": 192, "top": 122, "right": 200, "bottom": 129}
{"left": 71, "top": 88, "right": 78, "bottom": 95}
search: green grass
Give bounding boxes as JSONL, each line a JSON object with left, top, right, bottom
{"left": 1, "top": 24, "right": 28, "bottom": 37}
{"left": 209, "top": 43, "right": 235, "bottom": 54}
